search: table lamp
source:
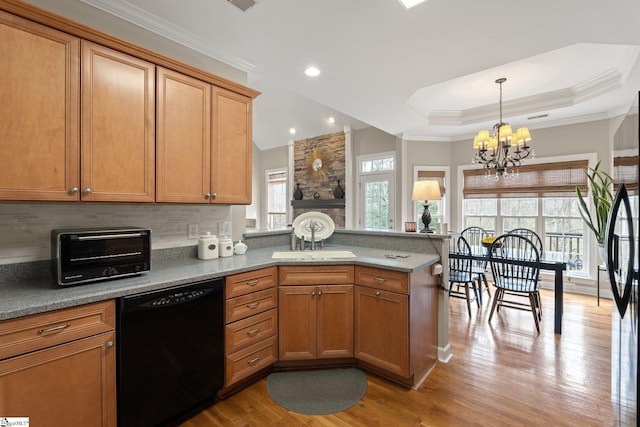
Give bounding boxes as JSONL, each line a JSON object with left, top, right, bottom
{"left": 412, "top": 180, "right": 441, "bottom": 233}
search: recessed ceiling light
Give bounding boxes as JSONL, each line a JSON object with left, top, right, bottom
{"left": 397, "top": 0, "right": 427, "bottom": 9}
{"left": 289, "top": 128, "right": 296, "bottom": 135}
{"left": 304, "top": 66, "right": 321, "bottom": 77}
{"left": 328, "top": 116, "right": 336, "bottom": 124}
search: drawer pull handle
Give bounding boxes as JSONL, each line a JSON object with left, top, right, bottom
{"left": 246, "top": 302, "right": 260, "bottom": 309}
{"left": 375, "top": 291, "right": 381, "bottom": 297}
{"left": 37, "top": 322, "right": 71, "bottom": 334}
{"left": 246, "top": 279, "right": 260, "bottom": 286}
{"left": 247, "top": 356, "right": 261, "bottom": 366}
{"left": 373, "top": 277, "right": 387, "bottom": 283}
{"left": 246, "top": 328, "right": 261, "bottom": 337}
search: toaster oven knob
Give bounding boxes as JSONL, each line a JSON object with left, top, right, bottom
{"left": 104, "top": 267, "right": 118, "bottom": 276}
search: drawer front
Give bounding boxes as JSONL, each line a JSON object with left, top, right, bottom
{"left": 0, "top": 300, "right": 115, "bottom": 360}
{"left": 279, "top": 265, "right": 354, "bottom": 285}
{"left": 225, "top": 335, "right": 277, "bottom": 386}
{"left": 225, "top": 287, "right": 278, "bottom": 323}
{"left": 225, "top": 267, "right": 277, "bottom": 299}
{"left": 355, "top": 266, "right": 409, "bottom": 294}
{"left": 225, "top": 308, "right": 278, "bottom": 354}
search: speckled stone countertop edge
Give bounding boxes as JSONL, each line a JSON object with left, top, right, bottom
{"left": 0, "top": 245, "right": 439, "bottom": 321}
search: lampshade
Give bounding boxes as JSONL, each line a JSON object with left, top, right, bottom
{"left": 498, "top": 124, "right": 513, "bottom": 142}
{"left": 412, "top": 180, "right": 441, "bottom": 201}
{"left": 513, "top": 127, "right": 531, "bottom": 146}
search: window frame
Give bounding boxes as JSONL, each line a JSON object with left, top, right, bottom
{"left": 264, "top": 167, "right": 288, "bottom": 230}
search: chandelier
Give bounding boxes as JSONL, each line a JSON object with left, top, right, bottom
{"left": 472, "top": 78, "right": 534, "bottom": 177}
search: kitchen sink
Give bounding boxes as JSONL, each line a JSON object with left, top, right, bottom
{"left": 271, "top": 250, "right": 357, "bottom": 260}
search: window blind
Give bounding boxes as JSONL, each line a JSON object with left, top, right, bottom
{"left": 463, "top": 160, "right": 589, "bottom": 199}
{"left": 417, "top": 170, "right": 446, "bottom": 195}
{"left": 613, "top": 155, "right": 638, "bottom": 194}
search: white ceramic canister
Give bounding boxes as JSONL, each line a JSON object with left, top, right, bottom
{"left": 197, "top": 232, "right": 219, "bottom": 260}
{"left": 219, "top": 236, "right": 234, "bottom": 257}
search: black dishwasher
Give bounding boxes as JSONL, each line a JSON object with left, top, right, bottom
{"left": 117, "top": 279, "right": 224, "bottom": 427}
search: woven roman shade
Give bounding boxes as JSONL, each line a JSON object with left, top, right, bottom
{"left": 417, "top": 170, "right": 445, "bottom": 195}
{"left": 613, "top": 155, "right": 639, "bottom": 194}
{"left": 463, "top": 160, "right": 589, "bottom": 199}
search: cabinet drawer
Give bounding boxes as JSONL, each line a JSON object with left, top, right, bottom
{"left": 279, "top": 265, "right": 354, "bottom": 285}
{"left": 225, "top": 308, "right": 278, "bottom": 354}
{"left": 355, "top": 266, "right": 409, "bottom": 294}
{"left": 225, "top": 287, "right": 278, "bottom": 323}
{"left": 225, "top": 267, "right": 277, "bottom": 299}
{"left": 0, "top": 300, "right": 115, "bottom": 361}
{"left": 225, "top": 335, "right": 277, "bottom": 386}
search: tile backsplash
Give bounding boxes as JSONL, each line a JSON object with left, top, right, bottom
{"left": 0, "top": 203, "right": 230, "bottom": 265}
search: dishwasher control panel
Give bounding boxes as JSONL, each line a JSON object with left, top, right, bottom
{"left": 144, "top": 289, "right": 209, "bottom": 307}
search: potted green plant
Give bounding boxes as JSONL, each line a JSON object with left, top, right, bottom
{"left": 576, "top": 160, "right": 614, "bottom": 245}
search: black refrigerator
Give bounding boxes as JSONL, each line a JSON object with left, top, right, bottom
{"left": 605, "top": 91, "right": 639, "bottom": 426}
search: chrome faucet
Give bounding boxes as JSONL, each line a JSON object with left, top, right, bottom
{"left": 310, "top": 220, "right": 316, "bottom": 251}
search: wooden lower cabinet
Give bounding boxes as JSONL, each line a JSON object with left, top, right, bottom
{"left": 354, "top": 265, "right": 439, "bottom": 387}
{"left": 354, "top": 286, "right": 409, "bottom": 377}
{"left": 223, "top": 267, "right": 278, "bottom": 388}
{"left": 278, "top": 284, "right": 354, "bottom": 360}
{"left": 0, "top": 301, "right": 116, "bottom": 427}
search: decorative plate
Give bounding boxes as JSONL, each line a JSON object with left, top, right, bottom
{"left": 292, "top": 212, "right": 335, "bottom": 242}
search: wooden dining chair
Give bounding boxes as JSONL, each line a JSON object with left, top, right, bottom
{"left": 460, "top": 226, "right": 491, "bottom": 304}
{"left": 448, "top": 235, "right": 480, "bottom": 317}
{"left": 488, "top": 234, "right": 543, "bottom": 333}
{"left": 507, "top": 228, "right": 544, "bottom": 258}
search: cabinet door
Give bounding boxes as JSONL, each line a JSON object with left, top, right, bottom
{"left": 278, "top": 286, "right": 316, "bottom": 360}
{"left": 0, "top": 331, "right": 116, "bottom": 427}
{"left": 211, "top": 87, "right": 252, "bottom": 204}
{"left": 0, "top": 11, "right": 80, "bottom": 201}
{"left": 355, "top": 285, "right": 409, "bottom": 377}
{"left": 156, "top": 67, "right": 211, "bottom": 203}
{"left": 316, "top": 285, "right": 354, "bottom": 359}
{"left": 81, "top": 41, "right": 155, "bottom": 202}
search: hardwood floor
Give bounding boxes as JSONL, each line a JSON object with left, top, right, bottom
{"left": 181, "top": 290, "right": 616, "bottom": 426}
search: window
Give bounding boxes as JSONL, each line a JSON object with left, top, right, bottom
{"left": 266, "top": 169, "right": 287, "bottom": 229}
{"left": 462, "top": 160, "right": 590, "bottom": 276}
{"left": 358, "top": 153, "right": 395, "bottom": 230}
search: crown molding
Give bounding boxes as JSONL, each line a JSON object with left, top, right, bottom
{"left": 427, "top": 70, "right": 623, "bottom": 126}
{"left": 80, "top": 0, "right": 255, "bottom": 72}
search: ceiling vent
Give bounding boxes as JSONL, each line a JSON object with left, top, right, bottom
{"left": 527, "top": 113, "right": 549, "bottom": 120}
{"left": 227, "top": 0, "right": 256, "bottom": 12}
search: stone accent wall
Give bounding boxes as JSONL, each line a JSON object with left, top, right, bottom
{"left": 293, "top": 131, "right": 346, "bottom": 227}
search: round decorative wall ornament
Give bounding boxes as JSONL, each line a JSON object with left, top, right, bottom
{"left": 307, "top": 148, "right": 327, "bottom": 181}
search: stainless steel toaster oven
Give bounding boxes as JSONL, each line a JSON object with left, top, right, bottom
{"left": 51, "top": 227, "right": 151, "bottom": 286}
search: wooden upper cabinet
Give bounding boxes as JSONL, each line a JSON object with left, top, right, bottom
{"left": 0, "top": 11, "right": 80, "bottom": 201}
{"left": 81, "top": 41, "right": 155, "bottom": 202}
{"left": 156, "top": 67, "right": 211, "bottom": 203}
{"left": 211, "top": 87, "right": 252, "bottom": 204}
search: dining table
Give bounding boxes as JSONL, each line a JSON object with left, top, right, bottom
{"left": 449, "top": 251, "right": 568, "bottom": 334}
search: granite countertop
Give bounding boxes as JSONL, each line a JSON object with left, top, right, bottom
{"left": 0, "top": 245, "right": 439, "bottom": 321}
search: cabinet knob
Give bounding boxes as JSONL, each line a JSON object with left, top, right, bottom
{"left": 69, "top": 187, "right": 79, "bottom": 194}
{"left": 211, "top": 193, "right": 218, "bottom": 199}
{"left": 311, "top": 291, "right": 316, "bottom": 297}
{"left": 83, "top": 187, "right": 92, "bottom": 195}
{"left": 205, "top": 192, "right": 211, "bottom": 199}
{"left": 375, "top": 291, "right": 381, "bottom": 297}
{"left": 105, "top": 341, "right": 114, "bottom": 348}
{"left": 317, "top": 290, "right": 323, "bottom": 296}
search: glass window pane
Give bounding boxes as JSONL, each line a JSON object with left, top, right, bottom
{"left": 364, "top": 180, "right": 389, "bottom": 229}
